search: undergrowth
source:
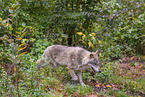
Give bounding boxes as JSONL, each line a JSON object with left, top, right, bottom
{"left": 1, "top": 55, "right": 145, "bottom": 97}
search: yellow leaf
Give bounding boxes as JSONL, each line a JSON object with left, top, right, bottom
{"left": 92, "top": 33, "right": 96, "bottom": 36}
{"left": 30, "top": 38, "right": 36, "bottom": 42}
{"left": 129, "top": 17, "right": 134, "bottom": 20}
{"left": 20, "top": 43, "right": 25, "bottom": 46}
{"left": 18, "top": 46, "right": 27, "bottom": 52}
{"left": 12, "top": 34, "right": 18, "bottom": 37}
{"left": 82, "top": 34, "right": 86, "bottom": 40}
{"left": 92, "top": 36, "right": 95, "bottom": 40}
{"left": 140, "top": 86, "right": 142, "bottom": 88}
{"left": 22, "top": 39, "right": 27, "bottom": 43}
{"left": 89, "top": 34, "right": 92, "bottom": 36}
{"left": 99, "top": 53, "right": 102, "bottom": 57}
{"left": 77, "top": 32, "right": 83, "bottom": 35}
{"left": 16, "top": 37, "right": 22, "bottom": 40}
{"left": 9, "top": 26, "right": 13, "bottom": 30}
{"left": 142, "top": 70, "right": 145, "bottom": 71}
{"left": 106, "top": 85, "right": 112, "bottom": 88}
{"left": 88, "top": 41, "right": 93, "bottom": 47}
{"left": 142, "top": 56, "right": 145, "bottom": 59}
{"left": 21, "top": 31, "right": 27, "bottom": 37}
{"left": 16, "top": 31, "right": 21, "bottom": 35}
{"left": 99, "top": 40, "right": 102, "bottom": 45}
{"left": 0, "top": 18, "right": 2, "bottom": 21}
{"left": 13, "top": 67, "right": 16, "bottom": 71}
{"left": 8, "top": 58, "right": 13, "bottom": 62}
{"left": 19, "top": 51, "right": 27, "bottom": 56}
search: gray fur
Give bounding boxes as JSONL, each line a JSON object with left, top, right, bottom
{"left": 36, "top": 45, "right": 100, "bottom": 86}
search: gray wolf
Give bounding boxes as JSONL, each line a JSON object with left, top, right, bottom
{"left": 36, "top": 45, "right": 101, "bottom": 86}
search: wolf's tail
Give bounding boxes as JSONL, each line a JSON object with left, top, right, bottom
{"left": 36, "top": 54, "right": 45, "bottom": 69}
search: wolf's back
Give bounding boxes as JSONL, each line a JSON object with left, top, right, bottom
{"left": 43, "top": 45, "right": 89, "bottom": 67}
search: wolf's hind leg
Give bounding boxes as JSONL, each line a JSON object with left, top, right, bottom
{"left": 77, "top": 70, "right": 85, "bottom": 86}
{"left": 68, "top": 68, "right": 78, "bottom": 81}
{"left": 50, "top": 60, "right": 57, "bottom": 68}
{"left": 45, "top": 55, "right": 57, "bottom": 67}
{"left": 36, "top": 59, "right": 44, "bottom": 70}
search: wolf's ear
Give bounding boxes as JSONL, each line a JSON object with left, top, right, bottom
{"left": 90, "top": 53, "right": 94, "bottom": 58}
{"left": 95, "top": 50, "right": 99, "bottom": 54}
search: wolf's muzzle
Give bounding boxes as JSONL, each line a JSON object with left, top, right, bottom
{"left": 91, "top": 67, "right": 101, "bottom": 73}
{"left": 89, "top": 61, "right": 99, "bottom": 65}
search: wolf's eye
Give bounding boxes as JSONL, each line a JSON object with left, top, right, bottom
{"left": 90, "top": 54, "right": 94, "bottom": 58}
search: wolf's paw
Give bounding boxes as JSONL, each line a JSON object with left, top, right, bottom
{"left": 81, "top": 83, "right": 86, "bottom": 86}
{"left": 71, "top": 77, "right": 78, "bottom": 81}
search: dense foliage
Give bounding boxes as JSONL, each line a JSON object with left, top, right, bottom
{"left": 0, "top": 0, "right": 145, "bottom": 96}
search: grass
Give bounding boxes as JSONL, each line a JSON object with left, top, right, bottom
{"left": 1, "top": 58, "right": 145, "bottom": 97}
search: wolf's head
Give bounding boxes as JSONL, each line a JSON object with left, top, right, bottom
{"left": 87, "top": 50, "right": 101, "bottom": 73}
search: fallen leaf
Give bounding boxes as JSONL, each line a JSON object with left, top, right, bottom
{"left": 106, "top": 85, "right": 112, "bottom": 88}
{"left": 57, "top": 88, "right": 63, "bottom": 92}
{"left": 63, "top": 94, "right": 68, "bottom": 96}
{"left": 132, "top": 74, "right": 136, "bottom": 77}
{"left": 101, "top": 84, "right": 104, "bottom": 86}
{"left": 13, "top": 67, "right": 16, "bottom": 71}
{"left": 95, "top": 84, "right": 100, "bottom": 87}
{"left": 131, "top": 57, "right": 134, "bottom": 60}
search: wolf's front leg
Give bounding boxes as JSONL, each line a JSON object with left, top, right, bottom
{"left": 67, "top": 68, "right": 78, "bottom": 81}
{"left": 77, "top": 70, "right": 86, "bottom": 86}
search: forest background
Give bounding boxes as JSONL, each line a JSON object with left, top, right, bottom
{"left": 0, "top": 0, "right": 145, "bottom": 96}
